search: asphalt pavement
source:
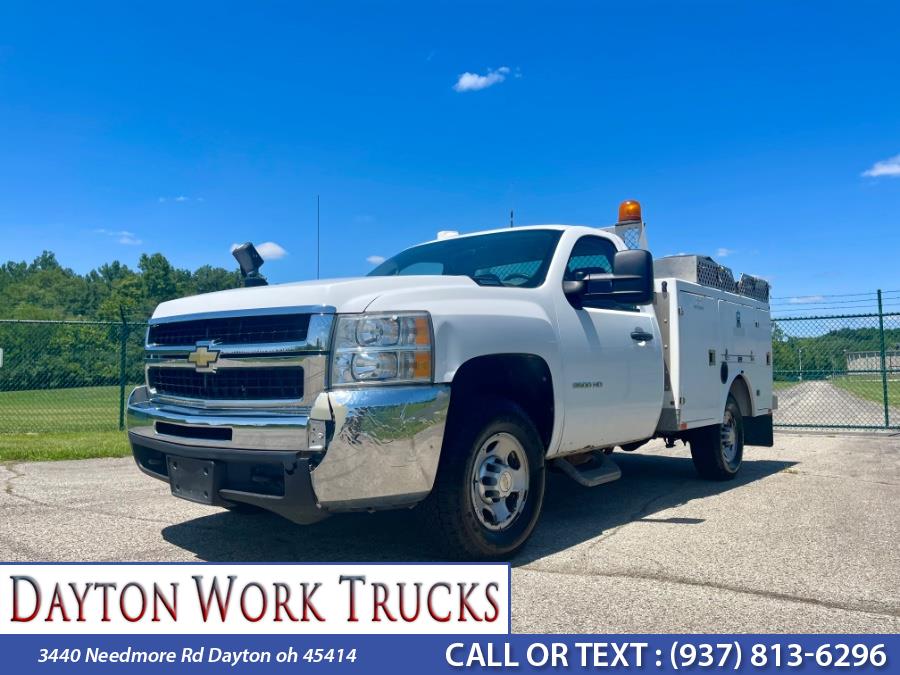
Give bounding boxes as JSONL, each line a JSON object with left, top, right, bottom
{"left": 1, "top": 433, "right": 898, "bottom": 633}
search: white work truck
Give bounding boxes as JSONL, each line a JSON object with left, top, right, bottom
{"left": 127, "top": 201, "right": 774, "bottom": 559}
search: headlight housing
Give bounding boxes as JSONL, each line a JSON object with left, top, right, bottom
{"left": 330, "top": 312, "right": 433, "bottom": 386}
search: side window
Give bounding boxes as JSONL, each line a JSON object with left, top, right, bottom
{"left": 564, "top": 236, "right": 616, "bottom": 281}
{"left": 564, "top": 236, "right": 637, "bottom": 311}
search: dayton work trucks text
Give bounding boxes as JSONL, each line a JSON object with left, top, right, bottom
{"left": 128, "top": 200, "right": 774, "bottom": 558}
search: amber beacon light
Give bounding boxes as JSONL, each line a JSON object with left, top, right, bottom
{"left": 617, "top": 199, "right": 642, "bottom": 223}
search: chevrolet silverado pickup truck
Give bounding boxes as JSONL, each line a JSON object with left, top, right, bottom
{"left": 128, "top": 200, "right": 774, "bottom": 559}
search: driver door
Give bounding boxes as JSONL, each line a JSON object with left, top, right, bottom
{"left": 553, "top": 235, "right": 664, "bottom": 453}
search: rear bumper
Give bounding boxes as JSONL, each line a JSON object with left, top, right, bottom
{"left": 127, "top": 383, "right": 451, "bottom": 520}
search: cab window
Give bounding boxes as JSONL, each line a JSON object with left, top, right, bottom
{"left": 564, "top": 236, "right": 636, "bottom": 311}
{"left": 564, "top": 236, "right": 616, "bottom": 280}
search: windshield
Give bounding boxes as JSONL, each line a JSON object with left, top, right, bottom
{"left": 368, "top": 229, "right": 563, "bottom": 288}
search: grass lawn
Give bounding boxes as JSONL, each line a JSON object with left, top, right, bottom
{"left": 0, "top": 385, "right": 137, "bottom": 462}
{"left": 833, "top": 377, "right": 900, "bottom": 407}
{"left": 0, "top": 432, "right": 130, "bottom": 462}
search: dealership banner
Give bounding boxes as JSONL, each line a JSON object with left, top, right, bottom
{"left": 0, "top": 634, "right": 894, "bottom": 672}
{"left": 0, "top": 565, "right": 895, "bottom": 672}
{"left": 0, "top": 564, "right": 509, "bottom": 634}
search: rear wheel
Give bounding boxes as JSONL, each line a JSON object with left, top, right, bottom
{"left": 422, "top": 398, "right": 546, "bottom": 560}
{"left": 690, "top": 394, "right": 744, "bottom": 480}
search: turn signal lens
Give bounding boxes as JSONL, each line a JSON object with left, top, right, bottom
{"left": 414, "top": 351, "right": 432, "bottom": 378}
{"left": 617, "top": 199, "right": 642, "bottom": 223}
{"left": 414, "top": 316, "right": 430, "bottom": 345}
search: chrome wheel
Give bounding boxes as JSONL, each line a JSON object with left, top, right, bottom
{"left": 471, "top": 432, "right": 530, "bottom": 531}
{"left": 721, "top": 408, "right": 739, "bottom": 469}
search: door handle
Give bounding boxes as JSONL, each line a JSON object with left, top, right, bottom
{"left": 631, "top": 330, "right": 654, "bottom": 342}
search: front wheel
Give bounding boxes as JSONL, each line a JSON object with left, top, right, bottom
{"left": 422, "top": 399, "right": 546, "bottom": 560}
{"left": 690, "top": 394, "right": 744, "bottom": 480}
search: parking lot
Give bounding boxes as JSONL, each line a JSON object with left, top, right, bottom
{"left": 1, "top": 433, "right": 898, "bottom": 633}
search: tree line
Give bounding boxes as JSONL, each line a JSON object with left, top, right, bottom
{"left": 2, "top": 250, "right": 897, "bottom": 392}
{"left": 0, "top": 251, "right": 244, "bottom": 391}
{"left": 0, "top": 250, "right": 243, "bottom": 322}
{"left": 772, "top": 323, "right": 900, "bottom": 380}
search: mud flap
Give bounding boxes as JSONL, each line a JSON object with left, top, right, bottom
{"left": 744, "top": 413, "right": 774, "bottom": 447}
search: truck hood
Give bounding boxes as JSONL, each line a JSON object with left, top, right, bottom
{"left": 151, "top": 275, "right": 478, "bottom": 321}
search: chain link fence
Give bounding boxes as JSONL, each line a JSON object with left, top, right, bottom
{"left": 1, "top": 289, "right": 899, "bottom": 439}
{"left": 0, "top": 319, "right": 147, "bottom": 434}
{"left": 772, "top": 290, "right": 900, "bottom": 430}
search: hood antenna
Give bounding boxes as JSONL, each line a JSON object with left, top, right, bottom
{"left": 316, "top": 194, "right": 321, "bottom": 279}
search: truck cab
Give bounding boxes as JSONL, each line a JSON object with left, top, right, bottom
{"left": 127, "top": 200, "right": 774, "bottom": 559}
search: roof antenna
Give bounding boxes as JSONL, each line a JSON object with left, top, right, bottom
{"left": 316, "top": 194, "right": 320, "bottom": 279}
{"left": 510, "top": 209, "right": 514, "bottom": 228}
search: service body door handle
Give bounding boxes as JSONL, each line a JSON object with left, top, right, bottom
{"left": 631, "top": 329, "right": 654, "bottom": 342}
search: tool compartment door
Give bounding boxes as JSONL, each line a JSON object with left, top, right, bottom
{"left": 675, "top": 289, "right": 722, "bottom": 425}
{"left": 719, "top": 298, "right": 772, "bottom": 414}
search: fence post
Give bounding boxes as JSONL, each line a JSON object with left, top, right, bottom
{"left": 118, "top": 311, "right": 130, "bottom": 432}
{"left": 877, "top": 289, "right": 890, "bottom": 428}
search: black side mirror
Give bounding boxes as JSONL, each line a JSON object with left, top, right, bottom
{"left": 232, "top": 242, "right": 268, "bottom": 287}
{"left": 564, "top": 249, "right": 654, "bottom": 307}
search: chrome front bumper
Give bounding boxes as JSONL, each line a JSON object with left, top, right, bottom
{"left": 126, "top": 383, "right": 451, "bottom": 519}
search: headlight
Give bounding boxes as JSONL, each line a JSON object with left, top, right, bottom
{"left": 330, "top": 312, "right": 433, "bottom": 386}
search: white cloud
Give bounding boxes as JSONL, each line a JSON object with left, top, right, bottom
{"left": 716, "top": 247, "right": 735, "bottom": 258}
{"left": 862, "top": 154, "right": 900, "bottom": 178}
{"left": 256, "top": 242, "right": 287, "bottom": 260}
{"left": 453, "top": 66, "right": 511, "bottom": 93}
{"left": 788, "top": 295, "right": 825, "bottom": 304}
{"left": 366, "top": 255, "right": 386, "bottom": 265}
{"left": 94, "top": 228, "right": 142, "bottom": 245}
{"left": 158, "top": 195, "right": 204, "bottom": 203}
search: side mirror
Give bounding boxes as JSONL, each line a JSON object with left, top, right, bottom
{"left": 564, "top": 249, "right": 654, "bottom": 307}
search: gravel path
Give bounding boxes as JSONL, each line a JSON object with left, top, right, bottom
{"left": 775, "top": 380, "right": 899, "bottom": 428}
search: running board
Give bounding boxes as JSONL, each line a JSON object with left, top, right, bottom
{"left": 556, "top": 452, "right": 622, "bottom": 487}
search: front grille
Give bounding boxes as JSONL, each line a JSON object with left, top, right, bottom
{"left": 148, "top": 366, "right": 304, "bottom": 400}
{"left": 148, "top": 314, "right": 310, "bottom": 346}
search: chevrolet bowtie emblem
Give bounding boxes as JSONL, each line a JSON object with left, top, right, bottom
{"left": 187, "top": 345, "right": 220, "bottom": 371}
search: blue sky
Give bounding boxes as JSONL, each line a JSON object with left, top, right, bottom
{"left": 1, "top": 1, "right": 899, "bottom": 305}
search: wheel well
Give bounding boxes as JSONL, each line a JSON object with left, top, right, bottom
{"left": 449, "top": 354, "right": 554, "bottom": 449}
{"left": 729, "top": 375, "right": 753, "bottom": 418}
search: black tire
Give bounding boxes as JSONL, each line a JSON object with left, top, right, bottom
{"left": 421, "top": 398, "right": 546, "bottom": 560}
{"left": 690, "top": 394, "right": 744, "bottom": 481}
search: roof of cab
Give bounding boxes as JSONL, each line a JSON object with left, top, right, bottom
{"left": 416, "top": 223, "right": 616, "bottom": 247}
